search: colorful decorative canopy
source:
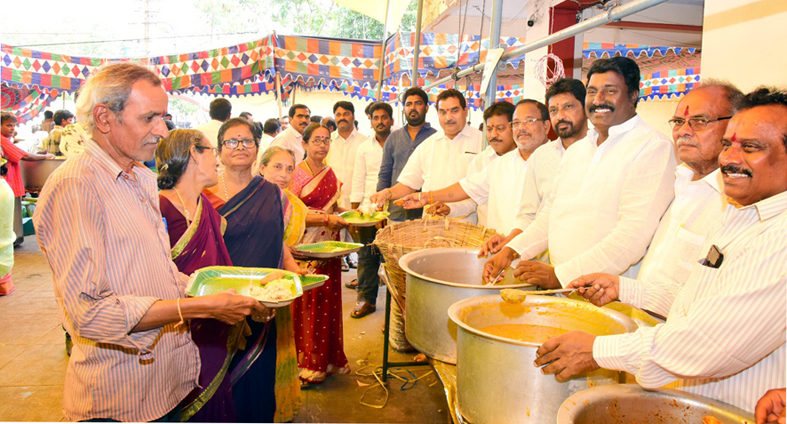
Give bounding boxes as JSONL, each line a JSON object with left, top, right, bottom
{"left": 272, "top": 34, "right": 383, "bottom": 88}
{"left": 384, "top": 31, "right": 529, "bottom": 81}
{"left": 1, "top": 33, "right": 703, "bottom": 122}
{"left": 1, "top": 83, "right": 57, "bottom": 122}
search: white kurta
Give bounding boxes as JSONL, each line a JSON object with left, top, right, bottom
{"left": 508, "top": 115, "right": 676, "bottom": 285}
{"left": 397, "top": 124, "right": 483, "bottom": 223}
{"left": 448, "top": 145, "right": 499, "bottom": 225}
{"left": 460, "top": 149, "right": 529, "bottom": 234}
{"left": 194, "top": 119, "right": 224, "bottom": 148}
{"left": 350, "top": 137, "right": 384, "bottom": 205}
{"left": 327, "top": 129, "right": 368, "bottom": 209}
{"left": 594, "top": 191, "right": 787, "bottom": 413}
{"left": 618, "top": 166, "right": 727, "bottom": 317}
{"left": 270, "top": 126, "right": 305, "bottom": 163}
{"left": 512, "top": 139, "right": 566, "bottom": 232}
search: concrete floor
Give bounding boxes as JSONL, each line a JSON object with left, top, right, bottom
{"left": 0, "top": 237, "right": 450, "bottom": 423}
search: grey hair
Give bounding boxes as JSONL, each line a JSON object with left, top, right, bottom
{"left": 697, "top": 78, "right": 745, "bottom": 115}
{"left": 75, "top": 62, "right": 162, "bottom": 133}
{"left": 260, "top": 146, "right": 296, "bottom": 167}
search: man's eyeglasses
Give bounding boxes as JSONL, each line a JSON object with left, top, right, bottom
{"left": 668, "top": 116, "right": 732, "bottom": 131}
{"left": 510, "top": 119, "right": 545, "bottom": 129}
{"left": 309, "top": 137, "right": 331, "bottom": 146}
{"left": 194, "top": 145, "right": 218, "bottom": 155}
{"left": 222, "top": 138, "right": 256, "bottom": 149}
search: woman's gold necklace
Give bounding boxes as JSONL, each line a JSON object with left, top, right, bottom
{"left": 173, "top": 187, "right": 192, "bottom": 226}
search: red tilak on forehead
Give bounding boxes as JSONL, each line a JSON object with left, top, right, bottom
{"left": 731, "top": 133, "right": 737, "bottom": 142}
{"left": 683, "top": 106, "right": 690, "bottom": 117}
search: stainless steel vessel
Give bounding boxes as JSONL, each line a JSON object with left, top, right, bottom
{"left": 399, "top": 247, "right": 533, "bottom": 364}
{"left": 557, "top": 384, "right": 755, "bottom": 424}
{"left": 19, "top": 158, "right": 66, "bottom": 192}
{"left": 448, "top": 294, "right": 637, "bottom": 424}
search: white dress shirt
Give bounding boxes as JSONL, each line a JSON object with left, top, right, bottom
{"left": 327, "top": 128, "right": 368, "bottom": 209}
{"left": 594, "top": 191, "right": 787, "bottom": 413}
{"left": 460, "top": 149, "right": 529, "bottom": 234}
{"left": 252, "top": 134, "right": 277, "bottom": 175}
{"left": 513, "top": 139, "right": 567, "bottom": 231}
{"left": 270, "top": 126, "right": 305, "bottom": 163}
{"left": 448, "top": 145, "right": 498, "bottom": 225}
{"left": 397, "top": 124, "right": 483, "bottom": 223}
{"left": 618, "top": 166, "right": 727, "bottom": 317}
{"left": 350, "top": 137, "right": 384, "bottom": 205}
{"left": 194, "top": 119, "right": 224, "bottom": 148}
{"left": 508, "top": 115, "right": 676, "bottom": 285}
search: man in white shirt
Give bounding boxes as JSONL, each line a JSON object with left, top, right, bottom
{"left": 252, "top": 118, "right": 281, "bottom": 174}
{"left": 195, "top": 98, "right": 231, "bottom": 148}
{"left": 347, "top": 102, "right": 393, "bottom": 318}
{"left": 480, "top": 78, "right": 590, "bottom": 256}
{"left": 484, "top": 57, "right": 676, "bottom": 287}
{"left": 421, "top": 101, "right": 520, "bottom": 226}
{"left": 327, "top": 101, "right": 369, "bottom": 210}
{"left": 537, "top": 87, "right": 787, "bottom": 414}
{"left": 270, "top": 104, "right": 310, "bottom": 162}
{"left": 580, "top": 81, "right": 740, "bottom": 317}
{"left": 397, "top": 100, "right": 547, "bottom": 234}
{"left": 371, "top": 88, "right": 483, "bottom": 223}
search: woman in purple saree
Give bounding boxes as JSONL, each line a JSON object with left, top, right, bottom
{"left": 156, "top": 129, "right": 249, "bottom": 422}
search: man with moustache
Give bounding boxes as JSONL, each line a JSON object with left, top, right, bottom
{"left": 398, "top": 100, "right": 546, "bottom": 234}
{"left": 418, "top": 101, "right": 519, "bottom": 226}
{"left": 371, "top": 89, "right": 483, "bottom": 223}
{"left": 376, "top": 86, "right": 437, "bottom": 222}
{"left": 32, "top": 62, "right": 266, "bottom": 422}
{"left": 538, "top": 87, "right": 787, "bottom": 414}
{"left": 327, "top": 101, "right": 369, "bottom": 210}
{"left": 563, "top": 81, "right": 741, "bottom": 317}
{"left": 484, "top": 57, "right": 676, "bottom": 287}
{"left": 348, "top": 102, "right": 394, "bottom": 318}
{"left": 481, "top": 79, "right": 589, "bottom": 256}
{"left": 271, "top": 104, "right": 311, "bottom": 161}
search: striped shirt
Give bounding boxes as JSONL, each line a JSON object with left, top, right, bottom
{"left": 33, "top": 139, "right": 200, "bottom": 422}
{"left": 594, "top": 190, "right": 787, "bottom": 413}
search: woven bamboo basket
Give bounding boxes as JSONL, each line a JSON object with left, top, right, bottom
{"left": 374, "top": 217, "right": 497, "bottom": 350}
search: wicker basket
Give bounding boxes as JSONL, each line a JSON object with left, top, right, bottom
{"left": 374, "top": 217, "right": 496, "bottom": 351}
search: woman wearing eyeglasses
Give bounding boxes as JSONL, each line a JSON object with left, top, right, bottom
{"left": 204, "top": 118, "right": 302, "bottom": 423}
{"left": 288, "top": 122, "right": 351, "bottom": 385}
{"left": 156, "top": 129, "right": 253, "bottom": 422}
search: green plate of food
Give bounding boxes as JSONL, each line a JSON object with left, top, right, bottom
{"left": 339, "top": 210, "right": 390, "bottom": 227}
{"left": 185, "top": 266, "right": 303, "bottom": 308}
{"left": 294, "top": 241, "right": 364, "bottom": 258}
{"left": 301, "top": 274, "right": 329, "bottom": 290}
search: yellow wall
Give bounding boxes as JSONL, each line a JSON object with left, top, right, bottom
{"left": 701, "top": 0, "right": 787, "bottom": 91}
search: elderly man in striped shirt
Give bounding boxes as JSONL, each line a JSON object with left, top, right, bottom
{"left": 33, "top": 63, "right": 268, "bottom": 422}
{"left": 535, "top": 87, "right": 787, "bottom": 414}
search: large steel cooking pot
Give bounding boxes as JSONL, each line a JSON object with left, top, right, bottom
{"left": 448, "top": 294, "right": 637, "bottom": 424}
{"left": 556, "top": 384, "right": 755, "bottom": 424}
{"left": 19, "top": 158, "right": 66, "bottom": 192}
{"left": 399, "top": 247, "right": 533, "bottom": 364}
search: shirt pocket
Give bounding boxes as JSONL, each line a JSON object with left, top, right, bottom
{"left": 661, "top": 226, "right": 707, "bottom": 285}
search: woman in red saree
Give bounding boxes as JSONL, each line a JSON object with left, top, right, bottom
{"left": 289, "top": 123, "right": 351, "bottom": 384}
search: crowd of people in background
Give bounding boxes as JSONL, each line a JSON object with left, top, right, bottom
{"left": 0, "top": 55, "right": 784, "bottom": 423}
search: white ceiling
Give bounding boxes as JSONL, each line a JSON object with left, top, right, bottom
{"left": 422, "top": 0, "right": 704, "bottom": 47}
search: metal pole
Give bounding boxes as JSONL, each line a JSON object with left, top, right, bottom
{"left": 484, "top": 0, "right": 503, "bottom": 108}
{"left": 275, "top": 74, "right": 283, "bottom": 120}
{"left": 412, "top": 0, "right": 424, "bottom": 87}
{"left": 400, "top": 0, "right": 670, "bottom": 101}
{"left": 376, "top": 0, "right": 391, "bottom": 101}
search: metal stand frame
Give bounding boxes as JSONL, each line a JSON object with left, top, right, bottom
{"left": 380, "top": 285, "right": 429, "bottom": 383}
